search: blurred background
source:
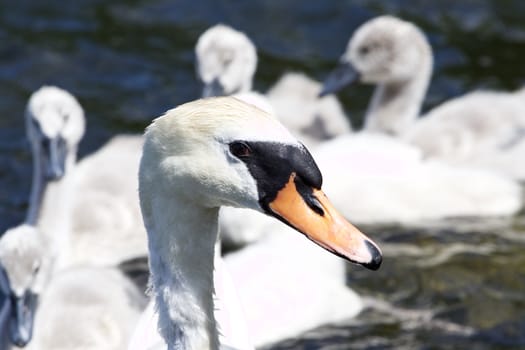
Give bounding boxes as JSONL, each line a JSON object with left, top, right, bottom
{"left": 1, "top": 0, "right": 525, "bottom": 348}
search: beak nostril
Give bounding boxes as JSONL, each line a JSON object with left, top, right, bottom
{"left": 363, "top": 240, "right": 382, "bottom": 271}
{"left": 306, "top": 195, "right": 325, "bottom": 216}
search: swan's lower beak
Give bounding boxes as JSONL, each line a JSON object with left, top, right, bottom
{"left": 0, "top": 266, "right": 38, "bottom": 347}
{"left": 319, "top": 61, "right": 359, "bottom": 97}
{"left": 202, "top": 78, "right": 226, "bottom": 98}
{"left": 268, "top": 173, "right": 382, "bottom": 270}
{"left": 41, "top": 136, "right": 67, "bottom": 180}
{"left": 0, "top": 293, "right": 12, "bottom": 348}
{"left": 10, "top": 291, "right": 38, "bottom": 347}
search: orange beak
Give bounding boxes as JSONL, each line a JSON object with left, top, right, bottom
{"left": 268, "top": 173, "right": 382, "bottom": 270}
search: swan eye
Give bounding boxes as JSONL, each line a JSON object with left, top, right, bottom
{"left": 359, "top": 45, "right": 370, "bottom": 56}
{"left": 229, "top": 141, "right": 252, "bottom": 158}
{"left": 33, "top": 263, "right": 40, "bottom": 274}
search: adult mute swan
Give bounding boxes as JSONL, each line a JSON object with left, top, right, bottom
{"left": 130, "top": 97, "right": 382, "bottom": 350}
{"left": 320, "top": 15, "right": 525, "bottom": 179}
{"left": 195, "top": 24, "right": 350, "bottom": 147}
{"left": 0, "top": 86, "right": 146, "bottom": 350}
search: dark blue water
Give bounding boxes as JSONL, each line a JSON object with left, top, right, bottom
{"left": 1, "top": 1, "right": 525, "bottom": 348}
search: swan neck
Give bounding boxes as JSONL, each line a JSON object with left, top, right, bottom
{"left": 26, "top": 146, "right": 48, "bottom": 225}
{"left": 145, "top": 192, "right": 220, "bottom": 350}
{"left": 33, "top": 149, "right": 77, "bottom": 269}
{"left": 365, "top": 53, "right": 432, "bottom": 135}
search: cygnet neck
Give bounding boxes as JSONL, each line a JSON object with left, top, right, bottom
{"left": 364, "top": 50, "right": 432, "bottom": 135}
{"left": 27, "top": 144, "right": 77, "bottom": 271}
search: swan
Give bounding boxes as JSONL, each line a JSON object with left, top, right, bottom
{"left": 320, "top": 15, "right": 525, "bottom": 179}
{"left": 24, "top": 85, "right": 147, "bottom": 269}
{"left": 195, "top": 24, "right": 351, "bottom": 147}
{"left": 129, "top": 97, "right": 382, "bottom": 350}
{"left": 0, "top": 225, "right": 46, "bottom": 348}
{"left": 0, "top": 86, "right": 146, "bottom": 349}
{"left": 195, "top": 24, "right": 257, "bottom": 98}
{"left": 320, "top": 15, "right": 431, "bottom": 136}
{"left": 195, "top": 24, "right": 274, "bottom": 116}
{"left": 24, "top": 85, "right": 85, "bottom": 271}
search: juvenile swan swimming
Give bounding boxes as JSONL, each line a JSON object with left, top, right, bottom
{"left": 0, "top": 86, "right": 145, "bottom": 350}
{"left": 195, "top": 24, "right": 351, "bottom": 148}
{"left": 132, "top": 97, "right": 381, "bottom": 350}
{"left": 321, "top": 15, "right": 525, "bottom": 179}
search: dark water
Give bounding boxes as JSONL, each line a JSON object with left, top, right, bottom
{"left": 1, "top": 1, "right": 525, "bottom": 349}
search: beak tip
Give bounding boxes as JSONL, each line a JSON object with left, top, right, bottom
{"left": 12, "top": 337, "right": 30, "bottom": 348}
{"left": 318, "top": 88, "right": 329, "bottom": 98}
{"left": 363, "top": 240, "right": 382, "bottom": 271}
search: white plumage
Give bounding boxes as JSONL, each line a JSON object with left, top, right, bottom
{"left": 0, "top": 86, "right": 146, "bottom": 350}
{"left": 327, "top": 15, "right": 525, "bottom": 180}
{"left": 130, "top": 97, "right": 380, "bottom": 350}
{"left": 195, "top": 24, "right": 351, "bottom": 147}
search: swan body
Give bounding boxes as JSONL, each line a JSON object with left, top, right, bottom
{"left": 404, "top": 89, "right": 525, "bottom": 176}
{"left": 132, "top": 97, "right": 381, "bottom": 350}
{"left": 321, "top": 15, "right": 525, "bottom": 179}
{"left": 29, "top": 266, "right": 145, "bottom": 350}
{"left": 313, "top": 133, "right": 522, "bottom": 224}
{"left": 266, "top": 72, "right": 352, "bottom": 148}
{"left": 68, "top": 134, "right": 148, "bottom": 267}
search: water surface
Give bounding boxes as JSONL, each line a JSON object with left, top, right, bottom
{"left": 1, "top": 1, "right": 524, "bottom": 348}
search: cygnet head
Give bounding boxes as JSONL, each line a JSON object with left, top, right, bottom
{"left": 140, "top": 97, "right": 381, "bottom": 270}
{"left": 25, "top": 86, "right": 86, "bottom": 180}
{"left": 320, "top": 15, "right": 432, "bottom": 95}
{"left": 195, "top": 24, "right": 257, "bottom": 97}
{"left": 0, "top": 224, "right": 47, "bottom": 347}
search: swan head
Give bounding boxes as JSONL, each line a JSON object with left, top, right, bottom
{"left": 195, "top": 24, "right": 257, "bottom": 97}
{"left": 320, "top": 16, "right": 432, "bottom": 96}
{"left": 140, "top": 97, "right": 382, "bottom": 270}
{"left": 0, "top": 225, "right": 47, "bottom": 347}
{"left": 25, "top": 86, "right": 85, "bottom": 180}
